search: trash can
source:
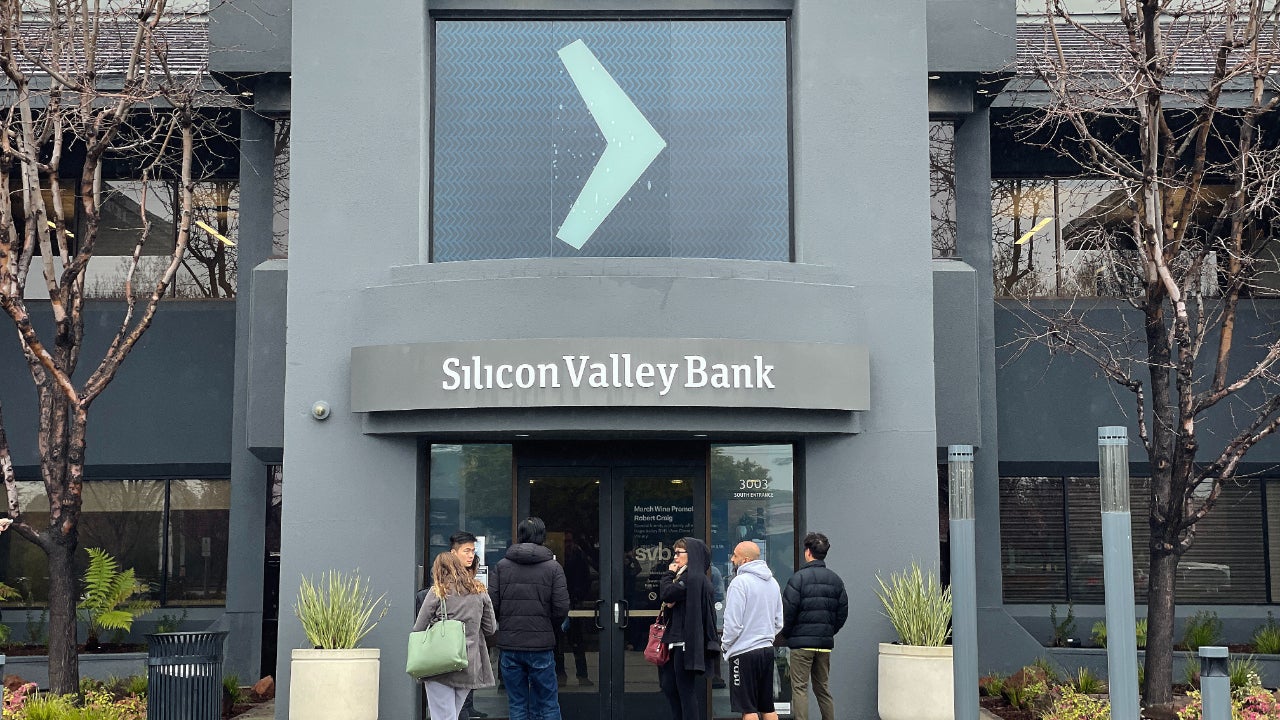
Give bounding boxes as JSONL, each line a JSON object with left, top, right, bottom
{"left": 146, "top": 631, "right": 227, "bottom": 720}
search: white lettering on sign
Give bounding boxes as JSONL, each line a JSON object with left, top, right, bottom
{"left": 440, "top": 353, "right": 776, "bottom": 396}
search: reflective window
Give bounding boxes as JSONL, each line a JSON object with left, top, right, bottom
{"left": 427, "top": 445, "right": 514, "bottom": 570}
{"left": 709, "top": 444, "right": 795, "bottom": 717}
{"left": 432, "top": 20, "right": 790, "bottom": 261}
{"left": 1000, "top": 475, "right": 1267, "bottom": 603}
{"left": 0, "top": 478, "right": 230, "bottom": 609}
{"left": 930, "top": 121, "right": 957, "bottom": 259}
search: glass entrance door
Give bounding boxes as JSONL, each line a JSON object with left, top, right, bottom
{"left": 521, "top": 464, "right": 703, "bottom": 720}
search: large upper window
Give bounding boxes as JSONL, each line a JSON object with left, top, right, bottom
{"left": 431, "top": 20, "right": 790, "bottom": 262}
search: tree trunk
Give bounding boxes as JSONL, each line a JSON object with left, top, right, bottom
{"left": 45, "top": 534, "right": 79, "bottom": 695}
{"left": 1144, "top": 549, "right": 1179, "bottom": 705}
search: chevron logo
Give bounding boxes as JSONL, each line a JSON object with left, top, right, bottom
{"left": 555, "top": 39, "right": 667, "bottom": 250}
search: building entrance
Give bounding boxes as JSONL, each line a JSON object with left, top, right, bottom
{"left": 517, "top": 442, "right": 706, "bottom": 720}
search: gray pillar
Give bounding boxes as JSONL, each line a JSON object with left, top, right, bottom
{"left": 1099, "top": 426, "right": 1139, "bottom": 720}
{"left": 1199, "top": 646, "right": 1230, "bottom": 720}
{"left": 222, "top": 109, "right": 277, "bottom": 683}
{"left": 949, "top": 445, "right": 978, "bottom": 720}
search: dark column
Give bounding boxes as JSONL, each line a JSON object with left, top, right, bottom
{"left": 222, "top": 108, "right": 277, "bottom": 682}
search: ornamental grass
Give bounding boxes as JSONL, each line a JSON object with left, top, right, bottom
{"left": 875, "top": 561, "right": 952, "bottom": 647}
{"left": 294, "top": 569, "right": 389, "bottom": 649}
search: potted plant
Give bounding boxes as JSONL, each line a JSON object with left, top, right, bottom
{"left": 876, "top": 561, "right": 954, "bottom": 720}
{"left": 289, "top": 570, "right": 389, "bottom": 720}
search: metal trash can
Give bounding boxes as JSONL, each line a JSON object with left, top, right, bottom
{"left": 146, "top": 631, "right": 227, "bottom": 720}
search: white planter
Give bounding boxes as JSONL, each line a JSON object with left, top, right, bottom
{"left": 877, "top": 642, "right": 954, "bottom": 720}
{"left": 290, "top": 648, "right": 380, "bottom": 720}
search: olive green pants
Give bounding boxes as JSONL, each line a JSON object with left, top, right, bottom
{"left": 787, "top": 649, "right": 834, "bottom": 720}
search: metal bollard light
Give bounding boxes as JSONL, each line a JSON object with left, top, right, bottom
{"left": 1199, "top": 646, "right": 1230, "bottom": 720}
{"left": 1098, "top": 426, "right": 1140, "bottom": 720}
{"left": 146, "top": 631, "right": 228, "bottom": 720}
{"left": 948, "top": 445, "right": 978, "bottom": 720}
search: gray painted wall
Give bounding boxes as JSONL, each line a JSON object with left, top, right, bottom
{"left": 934, "top": 259, "right": 982, "bottom": 446}
{"left": 926, "top": 0, "right": 1016, "bottom": 73}
{"left": 995, "top": 300, "right": 1280, "bottom": 468}
{"left": 209, "top": 0, "right": 291, "bottom": 75}
{"left": 281, "top": 4, "right": 940, "bottom": 720}
{"left": 0, "top": 302, "right": 234, "bottom": 472}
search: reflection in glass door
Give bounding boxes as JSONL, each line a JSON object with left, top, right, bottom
{"left": 523, "top": 465, "right": 701, "bottom": 720}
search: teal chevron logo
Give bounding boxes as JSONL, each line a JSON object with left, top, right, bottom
{"left": 556, "top": 39, "right": 667, "bottom": 250}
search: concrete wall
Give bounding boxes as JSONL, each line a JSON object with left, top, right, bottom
{"left": 926, "top": 0, "right": 1016, "bottom": 74}
{"left": 209, "top": 0, "right": 291, "bottom": 75}
{"left": 0, "top": 302, "right": 235, "bottom": 474}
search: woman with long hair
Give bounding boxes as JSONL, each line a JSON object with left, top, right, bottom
{"left": 413, "top": 550, "right": 498, "bottom": 720}
{"left": 658, "top": 537, "right": 720, "bottom": 720}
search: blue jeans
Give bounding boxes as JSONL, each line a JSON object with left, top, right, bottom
{"left": 501, "top": 649, "right": 561, "bottom": 720}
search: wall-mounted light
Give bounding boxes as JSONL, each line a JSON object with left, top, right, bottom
{"left": 928, "top": 74, "right": 941, "bottom": 80}
{"left": 671, "top": 478, "right": 685, "bottom": 485}
{"left": 311, "top": 401, "right": 331, "bottom": 421}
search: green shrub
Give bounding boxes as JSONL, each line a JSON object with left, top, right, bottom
{"left": 1251, "top": 612, "right": 1280, "bottom": 654}
{"left": 78, "top": 548, "right": 158, "bottom": 647}
{"left": 1092, "top": 619, "right": 1147, "bottom": 649}
{"left": 1031, "top": 655, "right": 1060, "bottom": 684}
{"left": 155, "top": 609, "right": 188, "bottom": 634}
{"left": 1228, "top": 655, "right": 1261, "bottom": 691}
{"left": 1041, "top": 686, "right": 1111, "bottom": 720}
{"left": 19, "top": 693, "right": 78, "bottom": 720}
{"left": 1073, "top": 667, "right": 1106, "bottom": 695}
{"left": 294, "top": 569, "right": 389, "bottom": 649}
{"left": 1002, "top": 666, "right": 1051, "bottom": 711}
{"left": 1091, "top": 620, "right": 1107, "bottom": 648}
{"left": 1181, "top": 610, "right": 1224, "bottom": 651}
{"left": 224, "top": 674, "right": 245, "bottom": 705}
{"left": 978, "top": 673, "right": 1006, "bottom": 697}
{"left": 874, "top": 562, "right": 952, "bottom": 647}
{"left": 1183, "top": 657, "right": 1201, "bottom": 689}
{"left": 125, "top": 674, "right": 148, "bottom": 697}
{"left": 1050, "top": 603, "right": 1076, "bottom": 647}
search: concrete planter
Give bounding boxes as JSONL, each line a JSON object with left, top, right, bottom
{"left": 289, "top": 648, "right": 380, "bottom": 720}
{"left": 878, "top": 642, "right": 954, "bottom": 720}
{"left": 4, "top": 652, "right": 147, "bottom": 688}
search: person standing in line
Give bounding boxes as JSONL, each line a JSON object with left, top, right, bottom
{"left": 781, "top": 532, "right": 849, "bottom": 720}
{"left": 659, "top": 537, "right": 720, "bottom": 720}
{"left": 489, "top": 517, "right": 569, "bottom": 720}
{"left": 414, "top": 551, "right": 498, "bottom": 720}
{"left": 416, "top": 531, "right": 488, "bottom": 720}
{"left": 721, "top": 541, "right": 784, "bottom": 720}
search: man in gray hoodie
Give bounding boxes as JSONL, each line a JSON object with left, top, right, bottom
{"left": 721, "top": 541, "right": 784, "bottom": 720}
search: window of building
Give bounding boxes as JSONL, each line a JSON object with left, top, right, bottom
{"left": 431, "top": 20, "right": 790, "bottom": 262}
{"left": 427, "top": 444, "right": 514, "bottom": 570}
{"left": 1000, "top": 475, "right": 1267, "bottom": 603}
{"left": 0, "top": 478, "right": 230, "bottom": 608}
{"left": 930, "top": 121, "right": 957, "bottom": 259}
{"left": 19, "top": 177, "right": 239, "bottom": 301}
{"left": 709, "top": 443, "right": 795, "bottom": 716}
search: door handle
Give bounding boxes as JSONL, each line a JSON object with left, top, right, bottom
{"left": 613, "top": 602, "right": 620, "bottom": 625}
{"left": 618, "top": 599, "right": 630, "bottom": 629}
{"left": 593, "top": 599, "right": 605, "bottom": 630}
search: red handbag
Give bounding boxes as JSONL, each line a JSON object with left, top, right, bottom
{"left": 643, "top": 607, "right": 670, "bottom": 665}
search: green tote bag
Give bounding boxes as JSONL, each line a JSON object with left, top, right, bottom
{"left": 406, "top": 595, "right": 469, "bottom": 679}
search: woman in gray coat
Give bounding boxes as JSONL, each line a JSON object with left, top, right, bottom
{"left": 415, "top": 551, "right": 498, "bottom": 719}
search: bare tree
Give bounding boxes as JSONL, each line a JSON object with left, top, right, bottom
{"left": 0, "top": 0, "right": 226, "bottom": 693}
{"left": 1011, "top": 0, "right": 1280, "bottom": 705}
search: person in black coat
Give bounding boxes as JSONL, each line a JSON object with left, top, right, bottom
{"left": 488, "top": 517, "right": 570, "bottom": 720}
{"left": 781, "top": 532, "right": 849, "bottom": 720}
{"left": 658, "top": 537, "right": 720, "bottom": 720}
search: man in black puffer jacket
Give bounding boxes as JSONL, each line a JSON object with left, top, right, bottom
{"left": 781, "top": 532, "right": 849, "bottom": 720}
{"left": 489, "top": 517, "right": 570, "bottom": 720}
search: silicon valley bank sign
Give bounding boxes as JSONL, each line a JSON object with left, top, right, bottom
{"left": 349, "top": 339, "right": 868, "bottom": 412}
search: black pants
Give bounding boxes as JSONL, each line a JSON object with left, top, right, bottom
{"left": 456, "top": 689, "right": 474, "bottom": 720}
{"left": 658, "top": 646, "right": 707, "bottom": 720}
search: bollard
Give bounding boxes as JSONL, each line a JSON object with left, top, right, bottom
{"left": 948, "top": 445, "right": 978, "bottom": 720}
{"left": 1098, "top": 427, "right": 1140, "bottom": 720}
{"left": 1199, "top": 646, "right": 1230, "bottom": 720}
